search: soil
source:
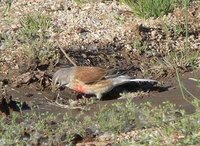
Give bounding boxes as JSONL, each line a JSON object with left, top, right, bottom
{"left": 0, "top": 0, "right": 200, "bottom": 145}
{"left": 1, "top": 55, "right": 199, "bottom": 116}
{"left": 0, "top": 54, "right": 199, "bottom": 145}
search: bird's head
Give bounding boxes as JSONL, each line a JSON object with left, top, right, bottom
{"left": 51, "top": 68, "right": 72, "bottom": 92}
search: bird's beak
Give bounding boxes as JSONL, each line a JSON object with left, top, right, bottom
{"left": 65, "top": 83, "right": 70, "bottom": 87}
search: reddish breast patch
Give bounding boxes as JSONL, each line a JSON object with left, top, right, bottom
{"left": 74, "top": 84, "right": 85, "bottom": 93}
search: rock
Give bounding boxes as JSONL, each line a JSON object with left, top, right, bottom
{"left": 85, "top": 126, "right": 102, "bottom": 137}
{"left": 97, "top": 132, "right": 114, "bottom": 142}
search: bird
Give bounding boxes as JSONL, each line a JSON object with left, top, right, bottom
{"left": 52, "top": 66, "right": 157, "bottom": 100}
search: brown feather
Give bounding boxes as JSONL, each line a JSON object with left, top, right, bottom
{"left": 74, "top": 66, "right": 107, "bottom": 84}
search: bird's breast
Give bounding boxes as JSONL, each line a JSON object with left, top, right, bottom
{"left": 74, "top": 84, "right": 86, "bottom": 93}
{"left": 68, "top": 80, "right": 113, "bottom": 94}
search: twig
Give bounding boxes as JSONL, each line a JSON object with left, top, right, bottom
{"left": 56, "top": 41, "right": 77, "bottom": 66}
{"left": 189, "top": 78, "right": 200, "bottom": 82}
{"left": 59, "top": 47, "right": 77, "bottom": 66}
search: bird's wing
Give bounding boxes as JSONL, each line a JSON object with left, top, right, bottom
{"left": 105, "top": 69, "right": 127, "bottom": 79}
{"left": 74, "top": 66, "right": 107, "bottom": 84}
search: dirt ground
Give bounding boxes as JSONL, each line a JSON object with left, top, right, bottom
{"left": 1, "top": 63, "right": 199, "bottom": 116}
{"left": 0, "top": 0, "right": 200, "bottom": 145}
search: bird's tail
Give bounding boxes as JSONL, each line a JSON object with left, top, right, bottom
{"left": 112, "top": 75, "right": 157, "bottom": 86}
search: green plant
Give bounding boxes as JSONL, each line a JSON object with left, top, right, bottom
{"left": 161, "top": 19, "right": 199, "bottom": 70}
{"left": 1, "top": 98, "right": 200, "bottom": 145}
{"left": 133, "top": 39, "right": 148, "bottom": 54}
{"left": 176, "top": 68, "right": 200, "bottom": 108}
{"left": 120, "top": 0, "right": 189, "bottom": 18}
{"left": 119, "top": 141, "right": 136, "bottom": 146}
{"left": 173, "top": 24, "right": 184, "bottom": 37}
{"left": 74, "top": 0, "right": 85, "bottom": 5}
{"left": 13, "top": 13, "right": 59, "bottom": 62}
{"left": 0, "top": 113, "right": 24, "bottom": 145}
{"left": 173, "top": 1, "right": 200, "bottom": 143}
{"left": 17, "top": 13, "right": 51, "bottom": 43}
{"left": 136, "top": 101, "right": 182, "bottom": 129}
{"left": 164, "top": 49, "right": 200, "bottom": 71}
{"left": 95, "top": 99, "right": 136, "bottom": 133}
{"left": 114, "top": 13, "right": 126, "bottom": 23}
{"left": 3, "top": 0, "right": 13, "bottom": 16}
{"left": 60, "top": 113, "right": 93, "bottom": 144}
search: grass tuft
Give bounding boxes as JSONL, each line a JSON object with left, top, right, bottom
{"left": 120, "top": 0, "right": 194, "bottom": 18}
{"left": 17, "top": 13, "right": 51, "bottom": 44}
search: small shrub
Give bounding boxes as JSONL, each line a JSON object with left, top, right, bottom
{"left": 95, "top": 99, "right": 136, "bottom": 133}
{"left": 17, "top": 13, "right": 51, "bottom": 43}
{"left": 14, "top": 13, "right": 59, "bottom": 62}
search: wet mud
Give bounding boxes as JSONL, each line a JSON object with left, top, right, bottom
{"left": 1, "top": 68, "right": 199, "bottom": 116}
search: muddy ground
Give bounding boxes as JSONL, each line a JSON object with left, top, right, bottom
{"left": 0, "top": 0, "right": 200, "bottom": 145}
{"left": 0, "top": 53, "right": 199, "bottom": 116}
{"left": 0, "top": 51, "right": 200, "bottom": 145}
